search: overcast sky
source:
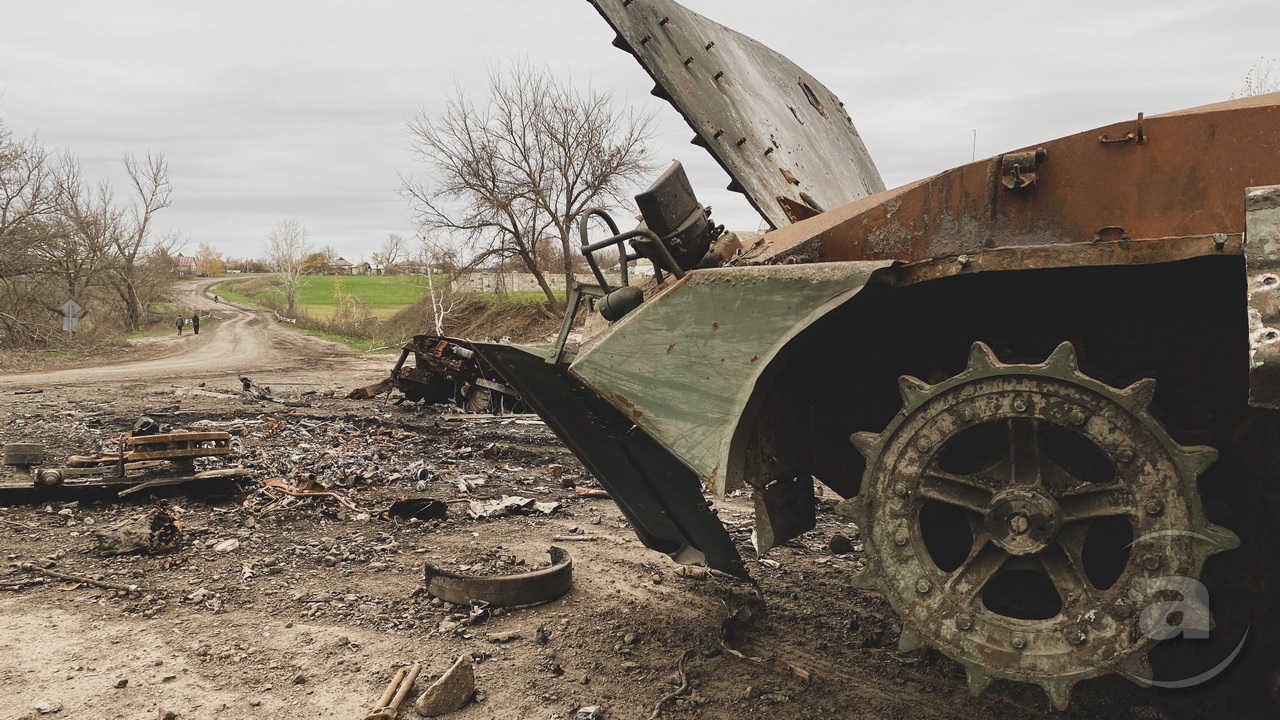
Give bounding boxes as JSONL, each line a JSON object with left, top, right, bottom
{"left": 2, "top": 0, "right": 1276, "bottom": 262}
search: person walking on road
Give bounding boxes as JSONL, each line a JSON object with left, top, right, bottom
{"left": 192, "top": 312, "right": 201, "bottom": 335}
{"left": 176, "top": 315, "right": 185, "bottom": 336}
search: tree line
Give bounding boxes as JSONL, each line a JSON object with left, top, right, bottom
{"left": 0, "top": 120, "right": 177, "bottom": 347}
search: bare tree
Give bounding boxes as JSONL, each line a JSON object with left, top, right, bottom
{"left": 402, "top": 60, "right": 657, "bottom": 309}
{"left": 416, "top": 234, "right": 456, "bottom": 335}
{"left": 1234, "top": 57, "right": 1279, "bottom": 98}
{"left": 1, "top": 128, "right": 179, "bottom": 342}
{"left": 106, "top": 152, "right": 175, "bottom": 331}
{"left": 376, "top": 232, "right": 407, "bottom": 269}
{"left": 0, "top": 126, "right": 73, "bottom": 339}
{"left": 266, "top": 219, "right": 311, "bottom": 318}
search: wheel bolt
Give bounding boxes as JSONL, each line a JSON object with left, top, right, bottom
{"left": 1013, "top": 399, "right": 1029, "bottom": 412}
{"left": 893, "top": 482, "right": 909, "bottom": 497}
{"left": 1143, "top": 554, "right": 1161, "bottom": 571}
{"left": 916, "top": 438, "right": 932, "bottom": 452}
{"left": 1118, "top": 448, "right": 1135, "bottom": 463}
{"left": 955, "top": 615, "right": 973, "bottom": 631}
{"left": 1144, "top": 499, "right": 1164, "bottom": 516}
{"left": 1010, "top": 633, "right": 1028, "bottom": 649}
{"left": 916, "top": 578, "right": 932, "bottom": 594}
{"left": 893, "top": 530, "right": 909, "bottom": 546}
{"left": 1065, "top": 627, "right": 1087, "bottom": 645}
{"left": 959, "top": 409, "right": 974, "bottom": 422}
{"left": 1069, "top": 410, "right": 1087, "bottom": 426}
{"left": 1114, "top": 600, "right": 1133, "bottom": 618}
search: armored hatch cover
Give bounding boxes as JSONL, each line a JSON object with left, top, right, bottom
{"left": 590, "top": 0, "right": 885, "bottom": 229}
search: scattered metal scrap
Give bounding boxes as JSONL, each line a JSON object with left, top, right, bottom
{"left": 363, "top": 663, "right": 421, "bottom": 720}
{"left": 423, "top": 546, "right": 572, "bottom": 607}
{"left": 349, "top": 335, "right": 524, "bottom": 414}
{"left": 1, "top": 422, "right": 249, "bottom": 501}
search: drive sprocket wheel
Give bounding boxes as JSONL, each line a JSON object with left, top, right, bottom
{"left": 838, "top": 342, "right": 1239, "bottom": 709}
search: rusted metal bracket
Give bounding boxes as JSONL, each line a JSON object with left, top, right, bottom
{"left": 423, "top": 546, "right": 573, "bottom": 607}
{"left": 1246, "top": 184, "right": 1280, "bottom": 408}
{"left": 1000, "top": 147, "right": 1046, "bottom": 189}
{"left": 1099, "top": 111, "right": 1146, "bottom": 145}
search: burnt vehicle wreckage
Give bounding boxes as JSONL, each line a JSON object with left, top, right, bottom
{"left": 350, "top": 335, "right": 524, "bottom": 414}
{"left": 467, "top": 0, "right": 1280, "bottom": 710}
{"left": 1, "top": 421, "right": 248, "bottom": 502}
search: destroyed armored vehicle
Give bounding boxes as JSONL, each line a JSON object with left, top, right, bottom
{"left": 350, "top": 335, "right": 522, "bottom": 413}
{"left": 473, "top": 0, "right": 1280, "bottom": 708}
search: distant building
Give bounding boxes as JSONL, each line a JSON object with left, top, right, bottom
{"left": 329, "top": 257, "right": 354, "bottom": 275}
{"left": 174, "top": 254, "right": 196, "bottom": 278}
{"left": 353, "top": 261, "right": 384, "bottom": 276}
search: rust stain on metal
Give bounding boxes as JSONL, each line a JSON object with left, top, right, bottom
{"left": 740, "top": 96, "right": 1280, "bottom": 269}
{"left": 712, "top": 322, "right": 719, "bottom": 331}
{"left": 977, "top": 636, "right": 1020, "bottom": 668}
{"left": 613, "top": 393, "right": 644, "bottom": 420}
{"left": 666, "top": 343, "right": 676, "bottom": 354}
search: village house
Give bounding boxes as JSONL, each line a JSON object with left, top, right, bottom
{"left": 173, "top": 253, "right": 196, "bottom": 278}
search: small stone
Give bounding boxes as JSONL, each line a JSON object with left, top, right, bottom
{"left": 414, "top": 655, "right": 475, "bottom": 716}
{"left": 114, "top": 678, "right": 129, "bottom": 688}
{"left": 158, "top": 711, "right": 179, "bottom": 720}
{"left": 579, "top": 673, "right": 591, "bottom": 685}
{"left": 623, "top": 633, "right": 637, "bottom": 645}
{"left": 292, "top": 673, "right": 307, "bottom": 685}
{"left": 33, "top": 699, "right": 62, "bottom": 714}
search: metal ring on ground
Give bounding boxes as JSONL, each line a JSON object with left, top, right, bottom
{"left": 423, "top": 546, "right": 572, "bottom": 607}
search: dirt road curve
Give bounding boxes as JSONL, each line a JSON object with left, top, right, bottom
{"left": 0, "top": 278, "right": 367, "bottom": 388}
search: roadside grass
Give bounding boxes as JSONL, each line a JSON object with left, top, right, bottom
{"left": 211, "top": 274, "right": 566, "bottom": 348}
{"left": 299, "top": 327, "right": 400, "bottom": 353}
{"left": 477, "top": 290, "right": 567, "bottom": 305}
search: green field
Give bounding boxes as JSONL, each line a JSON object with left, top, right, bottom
{"left": 293, "top": 275, "right": 437, "bottom": 321}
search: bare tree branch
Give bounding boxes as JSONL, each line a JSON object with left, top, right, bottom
{"left": 401, "top": 60, "right": 656, "bottom": 310}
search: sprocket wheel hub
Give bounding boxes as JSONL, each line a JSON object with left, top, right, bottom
{"left": 838, "top": 342, "right": 1238, "bottom": 709}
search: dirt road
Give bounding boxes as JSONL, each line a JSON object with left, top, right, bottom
{"left": 0, "top": 277, "right": 374, "bottom": 389}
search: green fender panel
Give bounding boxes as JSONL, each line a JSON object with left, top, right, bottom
{"left": 570, "top": 261, "right": 895, "bottom": 495}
